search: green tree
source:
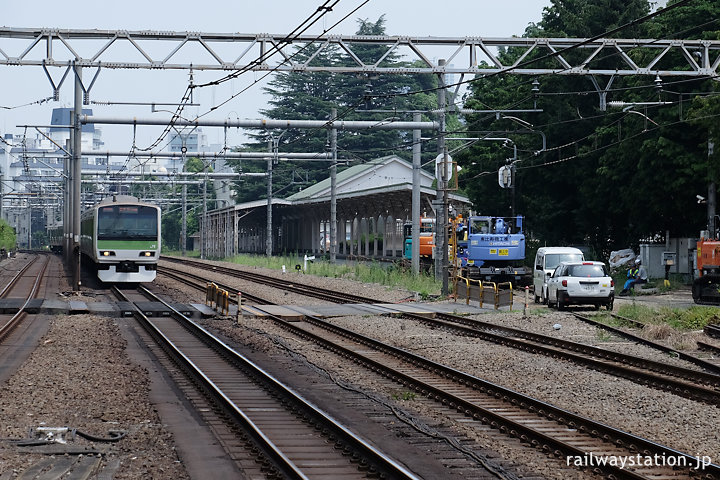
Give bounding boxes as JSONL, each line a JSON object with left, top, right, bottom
{"left": 0, "top": 220, "right": 17, "bottom": 251}
{"left": 230, "top": 16, "right": 443, "bottom": 203}
{"left": 457, "top": 0, "right": 720, "bottom": 259}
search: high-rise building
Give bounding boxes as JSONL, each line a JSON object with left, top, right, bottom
{"left": 0, "top": 108, "right": 108, "bottom": 248}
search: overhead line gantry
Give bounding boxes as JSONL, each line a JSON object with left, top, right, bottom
{"left": 2, "top": 27, "right": 718, "bottom": 292}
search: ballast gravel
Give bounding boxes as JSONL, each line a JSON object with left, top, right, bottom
{"left": 0, "top": 254, "right": 717, "bottom": 479}
{"left": 156, "top": 258, "right": 720, "bottom": 475}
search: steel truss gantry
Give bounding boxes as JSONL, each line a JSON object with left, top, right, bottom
{"left": 3, "top": 26, "right": 718, "bottom": 291}
{"left": 0, "top": 28, "right": 718, "bottom": 78}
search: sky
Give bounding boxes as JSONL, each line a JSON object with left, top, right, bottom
{"left": 0, "top": 1, "right": 552, "bottom": 151}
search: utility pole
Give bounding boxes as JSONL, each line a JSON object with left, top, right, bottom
{"left": 330, "top": 108, "right": 338, "bottom": 263}
{"left": 412, "top": 112, "right": 421, "bottom": 275}
{"left": 181, "top": 144, "right": 187, "bottom": 256}
{"left": 709, "top": 140, "right": 716, "bottom": 238}
{"left": 267, "top": 138, "right": 274, "bottom": 257}
{"left": 435, "top": 59, "right": 449, "bottom": 296}
{"left": 63, "top": 141, "right": 70, "bottom": 266}
{"left": 201, "top": 167, "right": 207, "bottom": 259}
{"left": 72, "top": 62, "right": 82, "bottom": 291}
{"left": 510, "top": 142, "right": 517, "bottom": 217}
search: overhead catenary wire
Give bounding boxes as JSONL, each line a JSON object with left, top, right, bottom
{"left": 255, "top": 0, "right": 705, "bottom": 172}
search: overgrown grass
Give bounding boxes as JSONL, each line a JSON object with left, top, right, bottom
{"left": 199, "top": 253, "right": 443, "bottom": 298}
{"left": 591, "top": 311, "right": 640, "bottom": 328}
{"left": 595, "top": 329, "right": 613, "bottom": 342}
{"left": 616, "top": 303, "right": 720, "bottom": 331}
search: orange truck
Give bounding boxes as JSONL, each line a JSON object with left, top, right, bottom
{"left": 693, "top": 235, "right": 720, "bottom": 304}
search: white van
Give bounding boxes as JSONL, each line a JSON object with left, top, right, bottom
{"left": 533, "top": 247, "right": 585, "bottom": 303}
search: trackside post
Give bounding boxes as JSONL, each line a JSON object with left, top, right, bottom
{"left": 236, "top": 292, "right": 243, "bottom": 326}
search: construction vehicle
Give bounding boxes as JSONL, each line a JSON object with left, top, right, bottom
{"left": 403, "top": 217, "right": 436, "bottom": 261}
{"left": 454, "top": 215, "right": 530, "bottom": 285}
{"left": 693, "top": 233, "right": 720, "bottom": 304}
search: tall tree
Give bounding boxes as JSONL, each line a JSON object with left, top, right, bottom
{"left": 230, "top": 16, "right": 441, "bottom": 203}
{"left": 457, "top": 0, "right": 720, "bottom": 259}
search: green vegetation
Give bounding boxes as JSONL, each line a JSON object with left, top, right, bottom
{"left": 220, "top": 253, "right": 442, "bottom": 297}
{"left": 595, "top": 329, "right": 613, "bottom": 342}
{"left": 233, "top": 16, "right": 451, "bottom": 204}
{"left": 161, "top": 157, "right": 214, "bottom": 251}
{"left": 616, "top": 303, "right": 720, "bottom": 331}
{"left": 392, "top": 391, "right": 417, "bottom": 401}
{"left": 0, "top": 220, "right": 16, "bottom": 251}
{"left": 457, "top": 0, "right": 720, "bottom": 259}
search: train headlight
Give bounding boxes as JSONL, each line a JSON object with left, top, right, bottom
{"left": 100, "top": 251, "right": 115, "bottom": 256}
{"left": 139, "top": 251, "right": 155, "bottom": 257}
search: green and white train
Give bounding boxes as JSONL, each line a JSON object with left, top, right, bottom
{"left": 80, "top": 195, "right": 161, "bottom": 283}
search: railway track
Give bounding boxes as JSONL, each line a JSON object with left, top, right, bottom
{"left": 159, "top": 258, "right": 720, "bottom": 406}
{"left": 706, "top": 324, "right": 720, "bottom": 339}
{"left": 572, "top": 312, "right": 720, "bottom": 374}
{"left": 0, "top": 254, "right": 50, "bottom": 344}
{"left": 157, "top": 258, "right": 720, "bottom": 479}
{"left": 112, "top": 284, "right": 419, "bottom": 479}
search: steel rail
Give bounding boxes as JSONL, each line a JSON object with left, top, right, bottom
{"left": 706, "top": 324, "right": 720, "bottom": 339}
{"left": 116, "top": 283, "right": 420, "bottom": 479}
{"left": 0, "top": 255, "right": 49, "bottom": 344}
{"left": 137, "top": 285, "right": 421, "bottom": 480}
{"left": 160, "top": 257, "right": 384, "bottom": 304}
{"left": 260, "top": 302, "right": 720, "bottom": 479}
{"left": 157, "top": 257, "right": 720, "bottom": 478}
{"left": 111, "top": 285, "right": 308, "bottom": 480}
{"left": 157, "top": 266, "right": 270, "bottom": 304}
{"left": 160, "top": 257, "right": 720, "bottom": 389}
{"left": 0, "top": 255, "right": 40, "bottom": 298}
{"left": 572, "top": 312, "right": 720, "bottom": 375}
{"left": 697, "top": 341, "right": 720, "bottom": 356}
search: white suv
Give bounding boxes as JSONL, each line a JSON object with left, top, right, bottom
{"left": 547, "top": 261, "right": 614, "bottom": 311}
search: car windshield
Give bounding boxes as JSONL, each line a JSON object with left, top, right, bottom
{"left": 566, "top": 264, "right": 606, "bottom": 277}
{"left": 546, "top": 253, "right": 583, "bottom": 269}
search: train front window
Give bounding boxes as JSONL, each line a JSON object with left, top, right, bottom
{"left": 97, "top": 205, "right": 158, "bottom": 240}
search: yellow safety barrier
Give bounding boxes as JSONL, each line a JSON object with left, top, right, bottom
{"left": 454, "top": 276, "right": 482, "bottom": 306}
{"left": 479, "top": 282, "right": 497, "bottom": 308}
{"left": 206, "top": 283, "right": 217, "bottom": 306}
{"left": 452, "top": 276, "right": 514, "bottom": 310}
{"left": 217, "top": 289, "right": 229, "bottom": 316}
{"left": 496, "top": 282, "right": 514, "bottom": 310}
{"left": 206, "top": 282, "right": 230, "bottom": 315}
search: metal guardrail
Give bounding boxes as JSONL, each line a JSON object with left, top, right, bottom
{"left": 453, "top": 276, "right": 513, "bottom": 310}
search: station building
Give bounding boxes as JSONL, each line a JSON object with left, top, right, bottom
{"left": 203, "top": 155, "right": 471, "bottom": 260}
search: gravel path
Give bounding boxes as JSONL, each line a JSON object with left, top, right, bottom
{"left": 0, "top": 255, "right": 189, "bottom": 479}
{"left": 0, "top": 313, "right": 189, "bottom": 479}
